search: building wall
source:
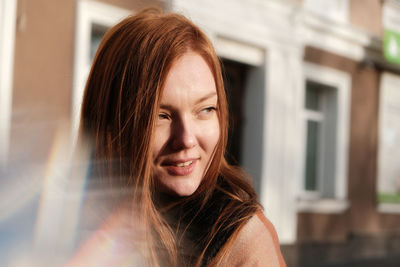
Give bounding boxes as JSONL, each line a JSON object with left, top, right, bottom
{"left": 11, "top": 0, "right": 76, "bottom": 164}
{"left": 298, "top": 44, "right": 400, "bottom": 243}
{"left": 349, "top": 0, "right": 383, "bottom": 37}
{"left": 9, "top": 0, "right": 162, "bottom": 164}
{"left": 348, "top": 62, "right": 382, "bottom": 234}
{"left": 290, "top": 44, "right": 400, "bottom": 267}
{"left": 6, "top": 0, "right": 164, "bottom": 258}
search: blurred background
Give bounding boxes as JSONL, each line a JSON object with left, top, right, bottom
{"left": 1, "top": 0, "right": 400, "bottom": 266}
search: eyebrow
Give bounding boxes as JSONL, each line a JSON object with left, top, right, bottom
{"left": 159, "top": 92, "right": 218, "bottom": 110}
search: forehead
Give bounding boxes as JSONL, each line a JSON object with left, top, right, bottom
{"left": 161, "top": 52, "right": 217, "bottom": 104}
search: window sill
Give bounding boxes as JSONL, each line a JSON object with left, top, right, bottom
{"left": 297, "top": 198, "right": 349, "bottom": 214}
{"left": 377, "top": 203, "right": 400, "bottom": 214}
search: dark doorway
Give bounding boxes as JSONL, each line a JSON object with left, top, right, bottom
{"left": 222, "top": 58, "right": 249, "bottom": 166}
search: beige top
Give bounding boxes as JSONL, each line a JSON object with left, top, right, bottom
{"left": 216, "top": 211, "right": 286, "bottom": 267}
{"left": 68, "top": 210, "right": 286, "bottom": 267}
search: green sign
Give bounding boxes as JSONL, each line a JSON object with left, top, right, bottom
{"left": 384, "top": 29, "right": 400, "bottom": 65}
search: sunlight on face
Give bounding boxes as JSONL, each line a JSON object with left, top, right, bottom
{"left": 152, "top": 52, "right": 220, "bottom": 196}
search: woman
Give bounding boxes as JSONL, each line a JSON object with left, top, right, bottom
{"left": 77, "top": 8, "right": 285, "bottom": 267}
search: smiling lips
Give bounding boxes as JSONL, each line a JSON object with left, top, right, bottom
{"left": 162, "top": 159, "right": 198, "bottom": 176}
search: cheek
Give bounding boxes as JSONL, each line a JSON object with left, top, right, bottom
{"left": 152, "top": 127, "right": 169, "bottom": 159}
{"left": 200, "top": 119, "right": 220, "bottom": 152}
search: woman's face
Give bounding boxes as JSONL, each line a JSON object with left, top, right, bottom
{"left": 152, "top": 51, "right": 220, "bottom": 197}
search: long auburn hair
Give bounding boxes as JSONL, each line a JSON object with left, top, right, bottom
{"left": 80, "top": 8, "right": 259, "bottom": 267}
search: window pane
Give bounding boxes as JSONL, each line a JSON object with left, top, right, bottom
{"left": 90, "top": 24, "right": 108, "bottom": 61}
{"left": 305, "top": 81, "right": 321, "bottom": 111}
{"left": 305, "top": 120, "right": 319, "bottom": 191}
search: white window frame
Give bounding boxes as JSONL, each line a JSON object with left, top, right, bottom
{"left": 72, "top": 0, "right": 130, "bottom": 146}
{"left": 0, "top": 0, "right": 17, "bottom": 166}
{"left": 298, "top": 63, "right": 351, "bottom": 214}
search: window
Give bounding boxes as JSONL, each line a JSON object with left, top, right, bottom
{"left": 298, "top": 63, "right": 351, "bottom": 213}
{"left": 302, "top": 81, "right": 337, "bottom": 198}
{"left": 213, "top": 36, "right": 265, "bottom": 196}
{"left": 72, "top": 1, "right": 130, "bottom": 146}
{"left": 222, "top": 58, "right": 250, "bottom": 166}
{"left": 89, "top": 23, "right": 109, "bottom": 62}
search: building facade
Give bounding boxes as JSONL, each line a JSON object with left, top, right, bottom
{"left": 1, "top": 0, "right": 400, "bottom": 266}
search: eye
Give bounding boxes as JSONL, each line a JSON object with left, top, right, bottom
{"left": 158, "top": 112, "right": 170, "bottom": 121}
{"left": 198, "top": 106, "right": 217, "bottom": 119}
{"left": 201, "top": 106, "right": 217, "bottom": 113}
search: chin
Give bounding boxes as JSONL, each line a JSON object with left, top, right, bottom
{"left": 170, "top": 186, "right": 198, "bottom": 197}
{"left": 163, "top": 180, "right": 200, "bottom": 197}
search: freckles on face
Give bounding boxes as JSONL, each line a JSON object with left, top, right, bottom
{"left": 152, "top": 52, "right": 220, "bottom": 197}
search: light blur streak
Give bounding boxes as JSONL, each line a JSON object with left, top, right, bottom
{"left": 0, "top": 165, "right": 41, "bottom": 224}
{"left": 0, "top": 165, "right": 41, "bottom": 267}
{"left": 1, "top": 121, "right": 145, "bottom": 266}
{"left": 67, "top": 205, "right": 144, "bottom": 267}
{"left": 59, "top": 147, "right": 91, "bottom": 253}
{"left": 33, "top": 125, "right": 89, "bottom": 262}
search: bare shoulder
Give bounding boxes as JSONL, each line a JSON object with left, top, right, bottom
{"left": 219, "top": 211, "right": 286, "bottom": 267}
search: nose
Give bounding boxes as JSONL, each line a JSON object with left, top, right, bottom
{"left": 171, "top": 116, "right": 197, "bottom": 151}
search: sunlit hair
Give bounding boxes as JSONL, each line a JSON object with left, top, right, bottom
{"left": 80, "top": 8, "right": 259, "bottom": 267}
